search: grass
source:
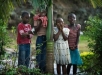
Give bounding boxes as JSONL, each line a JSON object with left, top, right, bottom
{"left": 79, "top": 35, "right": 89, "bottom": 53}
{"left": 5, "top": 30, "right": 37, "bottom": 55}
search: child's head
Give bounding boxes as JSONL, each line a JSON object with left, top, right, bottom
{"left": 41, "top": 10, "right": 47, "bottom": 17}
{"left": 56, "top": 18, "right": 64, "bottom": 27}
{"left": 67, "top": 13, "right": 76, "bottom": 24}
{"left": 35, "top": 9, "right": 40, "bottom": 14}
{"left": 21, "top": 11, "right": 29, "bottom": 24}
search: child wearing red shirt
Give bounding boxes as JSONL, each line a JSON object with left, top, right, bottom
{"left": 33, "top": 10, "right": 47, "bottom": 28}
{"left": 17, "top": 12, "right": 33, "bottom": 67}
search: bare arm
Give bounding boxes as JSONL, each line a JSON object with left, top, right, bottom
{"left": 60, "top": 23, "right": 68, "bottom": 41}
{"left": 76, "top": 24, "right": 81, "bottom": 47}
{"left": 20, "top": 33, "right": 28, "bottom": 38}
{"left": 61, "top": 28, "right": 68, "bottom": 41}
{"left": 53, "top": 30, "right": 61, "bottom": 41}
{"left": 34, "top": 19, "right": 42, "bottom": 33}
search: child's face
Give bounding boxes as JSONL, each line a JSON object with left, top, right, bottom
{"left": 22, "top": 14, "right": 29, "bottom": 24}
{"left": 41, "top": 12, "right": 46, "bottom": 17}
{"left": 56, "top": 19, "right": 64, "bottom": 27}
{"left": 68, "top": 15, "right": 76, "bottom": 24}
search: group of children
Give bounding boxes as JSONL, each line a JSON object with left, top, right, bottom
{"left": 54, "top": 14, "right": 83, "bottom": 75}
{"left": 17, "top": 10, "right": 82, "bottom": 75}
{"left": 17, "top": 10, "right": 47, "bottom": 73}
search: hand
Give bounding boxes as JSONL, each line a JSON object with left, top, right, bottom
{"left": 57, "top": 23, "right": 61, "bottom": 30}
{"left": 28, "top": 31, "right": 33, "bottom": 34}
{"left": 27, "top": 35, "right": 30, "bottom": 39}
{"left": 60, "top": 23, "right": 63, "bottom": 32}
{"left": 69, "top": 47, "right": 75, "bottom": 50}
{"left": 69, "top": 45, "right": 78, "bottom": 50}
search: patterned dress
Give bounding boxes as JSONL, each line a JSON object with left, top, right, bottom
{"left": 54, "top": 27, "right": 71, "bottom": 65}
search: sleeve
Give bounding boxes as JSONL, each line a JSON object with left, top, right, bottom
{"left": 18, "top": 24, "right": 24, "bottom": 35}
{"left": 63, "top": 28, "right": 70, "bottom": 37}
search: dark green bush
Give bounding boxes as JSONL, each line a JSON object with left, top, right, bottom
{"left": 0, "top": 65, "right": 52, "bottom": 75}
{"left": 79, "top": 52, "right": 95, "bottom": 74}
{"left": 84, "top": 16, "right": 102, "bottom": 74}
{"left": 0, "top": 19, "right": 11, "bottom": 56}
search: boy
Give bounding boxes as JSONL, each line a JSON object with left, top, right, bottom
{"left": 17, "top": 11, "right": 33, "bottom": 67}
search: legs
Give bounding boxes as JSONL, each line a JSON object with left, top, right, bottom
{"left": 67, "top": 64, "right": 71, "bottom": 75}
{"left": 67, "top": 64, "right": 77, "bottom": 75}
{"left": 18, "top": 44, "right": 30, "bottom": 67}
{"left": 62, "top": 65, "right": 67, "bottom": 75}
{"left": 18, "top": 44, "right": 26, "bottom": 66}
{"left": 57, "top": 64, "right": 67, "bottom": 75}
{"left": 25, "top": 44, "right": 30, "bottom": 67}
{"left": 36, "top": 35, "right": 46, "bottom": 72}
{"left": 37, "top": 47, "right": 46, "bottom": 72}
{"left": 57, "top": 64, "right": 61, "bottom": 75}
{"left": 73, "top": 64, "right": 77, "bottom": 75}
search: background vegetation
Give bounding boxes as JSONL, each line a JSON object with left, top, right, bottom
{"left": 0, "top": 0, "right": 102, "bottom": 75}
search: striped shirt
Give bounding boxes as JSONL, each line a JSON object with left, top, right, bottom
{"left": 68, "top": 24, "right": 80, "bottom": 48}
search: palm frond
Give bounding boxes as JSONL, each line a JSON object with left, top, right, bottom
{"left": 90, "top": 0, "right": 102, "bottom": 8}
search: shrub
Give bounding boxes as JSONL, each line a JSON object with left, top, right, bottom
{"left": 78, "top": 52, "right": 101, "bottom": 75}
{"left": 84, "top": 16, "right": 102, "bottom": 74}
{"left": 0, "top": 19, "right": 11, "bottom": 56}
{"left": 79, "top": 52, "right": 94, "bottom": 71}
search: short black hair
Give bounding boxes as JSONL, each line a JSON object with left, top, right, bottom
{"left": 55, "top": 18, "right": 64, "bottom": 25}
{"left": 68, "top": 13, "right": 76, "bottom": 19}
{"left": 21, "top": 11, "right": 29, "bottom": 18}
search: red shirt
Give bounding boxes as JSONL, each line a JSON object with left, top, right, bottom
{"left": 17, "top": 23, "right": 32, "bottom": 44}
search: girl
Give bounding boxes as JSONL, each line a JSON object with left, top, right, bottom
{"left": 67, "top": 13, "right": 83, "bottom": 75}
{"left": 53, "top": 18, "right": 71, "bottom": 75}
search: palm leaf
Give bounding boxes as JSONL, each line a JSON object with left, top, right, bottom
{"left": 90, "top": 0, "right": 102, "bottom": 8}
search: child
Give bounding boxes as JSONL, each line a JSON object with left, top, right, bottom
{"left": 34, "top": 10, "right": 47, "bottom": 73}
{"left": 33, "top": 10, "right": 40, "bottom": 26}
{"left": 53, "top": 18, "right": 71, "bottom": 75}
{"left": 33, "top": 10, "right": 47, "bottom": 27}
{"left": 39, "top": 11, "right": 47, "bottom": 27}
{"left": 67, "top": 13, "right": 83, "bottom": 75}
{"left": 17, "top": 11, "right": 33, "bottom": 67}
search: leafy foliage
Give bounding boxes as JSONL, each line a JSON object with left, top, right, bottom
{"left": 0, "top": 20, "right": 11, "bottom": 55}
{"left": 79, "top": 52, "right": 101, "bottom": 75}
{"left": 90, "top": 0, "right": 102, "bottom": 8}
{"left": 85, "top": 16, "right": 102, "bottom": 74}
{"left": 0, "top": 0, "right": 27, "bottom": 56}
{"left": 0, "top": 52, "right": 52, "bottom": 75}
{"left": 30, "top": 0, "right": 51, "bottom": 12}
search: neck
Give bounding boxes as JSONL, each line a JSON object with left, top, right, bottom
{"left": 22, "top": 21, "right": 27, "bottom": 24}
{"left": 69, "top": 23, "right": 75, "bottom": 27}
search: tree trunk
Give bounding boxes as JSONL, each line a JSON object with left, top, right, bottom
{"left": 46, "top": 41, "right": 54, "bottom": 73}
{"left": 46, "top": 0, "right": 54, "bottom": 74}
